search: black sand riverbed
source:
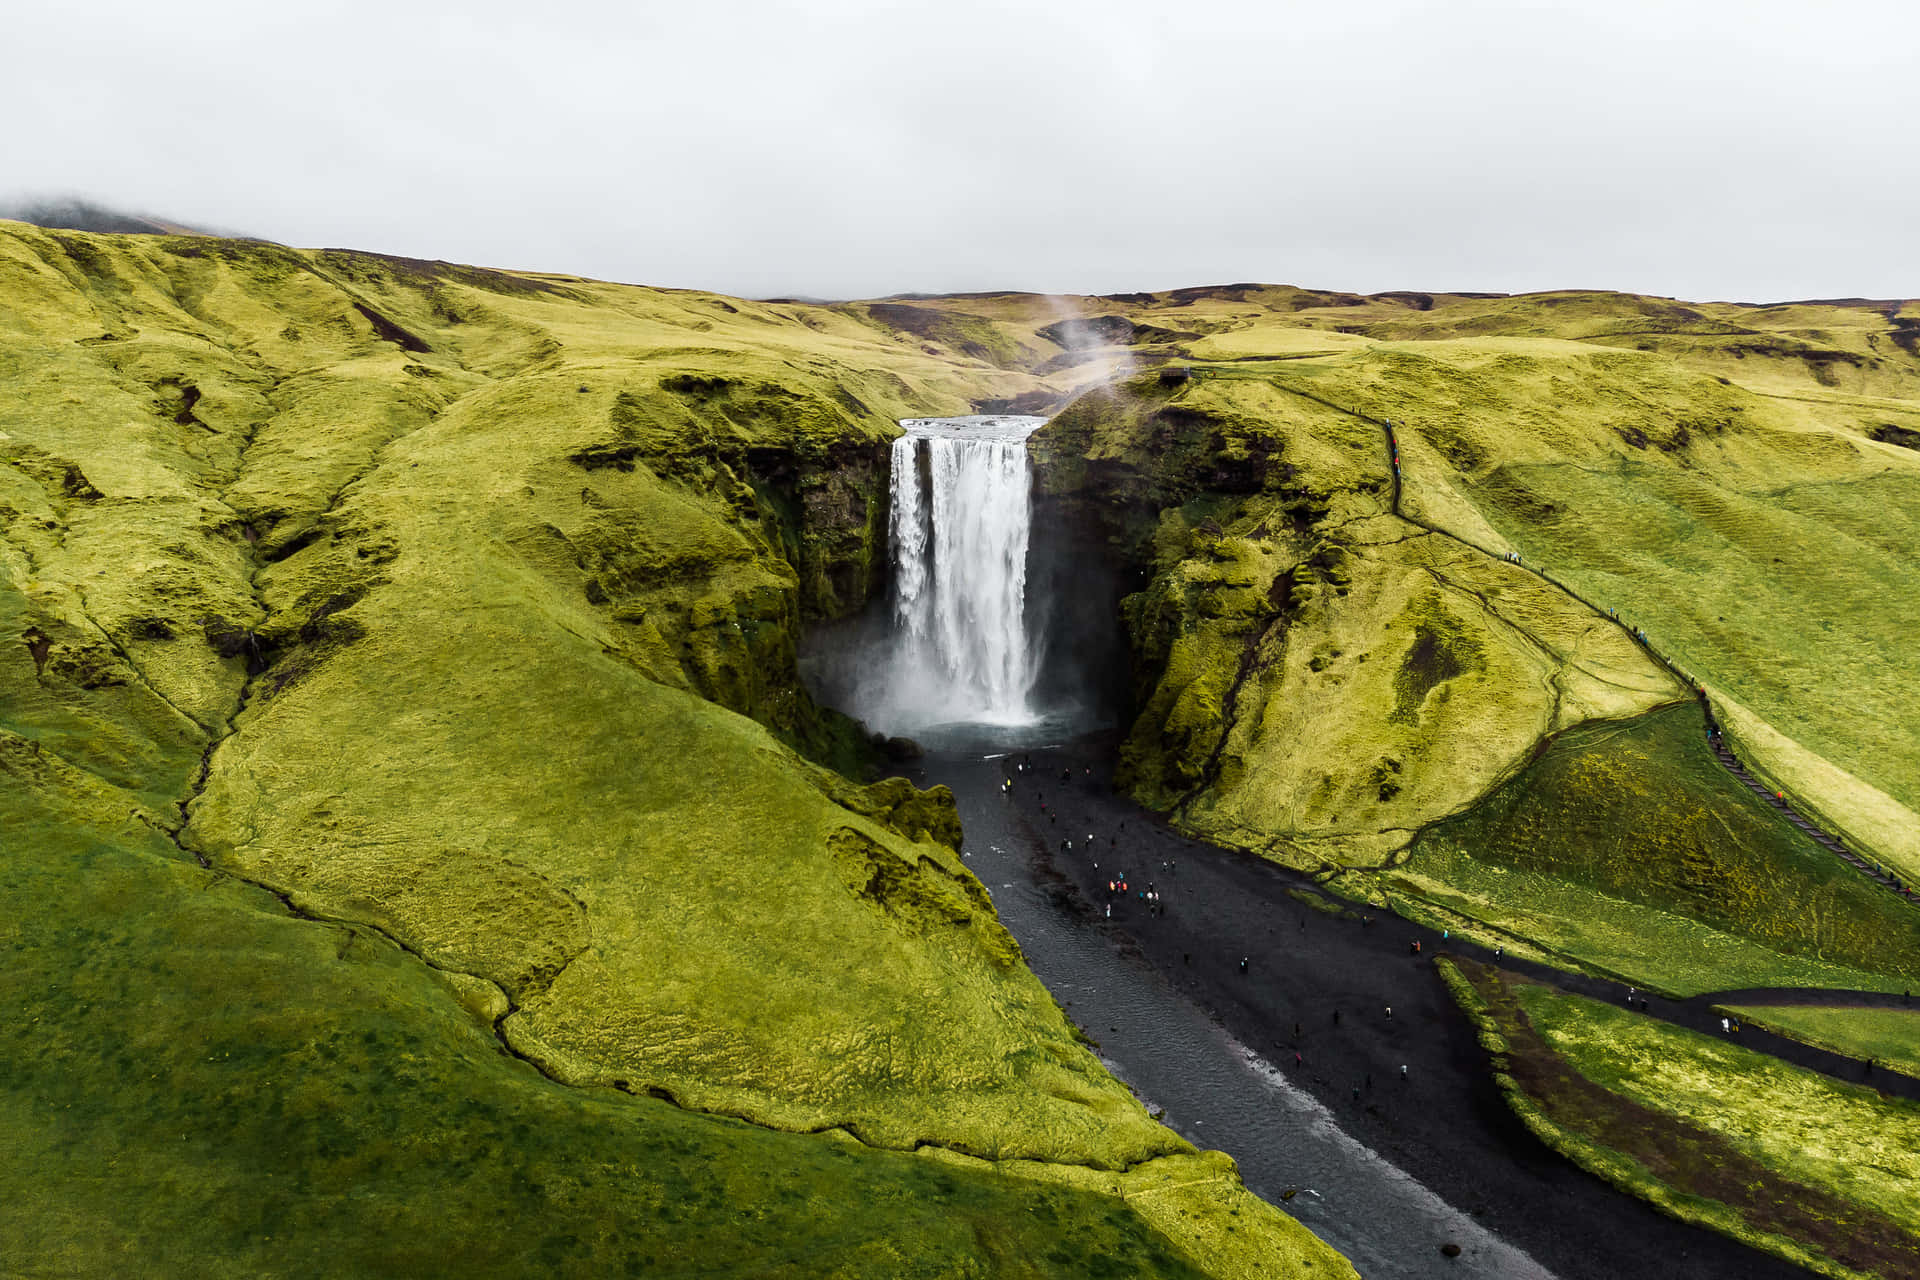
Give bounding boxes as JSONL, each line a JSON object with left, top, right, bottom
{"left": 919, "top": 734, "right": 1831, "bottom": 1280}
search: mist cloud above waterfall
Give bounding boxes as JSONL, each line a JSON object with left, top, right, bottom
{"left": 4, "top": 0, "right": 1915, "bottom": 302}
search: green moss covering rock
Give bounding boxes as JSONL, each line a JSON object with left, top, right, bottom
{"left": 0, "top": 223, "right": 1340, "bottom": 1277}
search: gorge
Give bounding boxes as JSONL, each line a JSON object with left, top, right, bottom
{"left": 827, "top": 415, "right": 1827, "bottom": 1279}
{"left": 5, "top": 220, "right": 1920, "bottom": 1280}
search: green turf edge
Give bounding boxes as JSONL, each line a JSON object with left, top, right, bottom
{"left": 1715, "top": 1004, "right": 1920, "bottom": 1083}
{"left": 1432, "top": 958, "right": 1861, "bottom": 1280}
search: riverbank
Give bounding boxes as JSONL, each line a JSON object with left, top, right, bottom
{"left": 915, "top": 733, "right": 1819, "bottom": 1280}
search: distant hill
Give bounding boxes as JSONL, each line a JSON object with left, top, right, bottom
{"left": 0, "top": 196, "right": 234, "bottom": 237}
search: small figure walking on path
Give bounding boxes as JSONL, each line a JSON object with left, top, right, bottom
{"left": 1385, "top": 1006, "right": 1393, "bottom": 1021}
{"left": 1240, "top": 957, "right": 1248, "bottom": 975}
{"left": 1401, "top": 1064, "right": 1408, "bottom": 1081}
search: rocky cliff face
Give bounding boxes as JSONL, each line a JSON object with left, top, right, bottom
{"left": 551, "top": 378, "right": 896, "bottom": 769}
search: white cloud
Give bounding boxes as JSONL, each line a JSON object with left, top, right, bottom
{"left": 4, "top": 0, "right": 1915, "bottom": 300}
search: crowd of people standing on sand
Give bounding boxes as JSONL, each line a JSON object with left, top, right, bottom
{"left": 1000, "top": 752, "right": 1425, "bottom": 1101}
{"left": 1007, "top": 752, "right": 1920, "bottom": 1115}
{"left": 1006, "top": 755, "right": 1174, "bottom": 923}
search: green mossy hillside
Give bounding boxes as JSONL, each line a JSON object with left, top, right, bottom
{"left": 1094, "top": 293, "right": 1920, "bottom": 863}
{"left": 1024, "top": 285, "right": 1920, "bottom": 998}
{"left": 0, "top": 787, "right": 1234, "bottom": 1280}
{"left": 0, "top": 223, "right": 1344, "bottom": 1277}
{"left": 1408, "top": 706, "right": 1920, "bottom": 992}
{"left": 1031, "top": 374, "right": 1680, "bottom": 869}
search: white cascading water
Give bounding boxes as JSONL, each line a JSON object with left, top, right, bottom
{"left": 881, "top": 415, "right": 1047, "bottom": 730}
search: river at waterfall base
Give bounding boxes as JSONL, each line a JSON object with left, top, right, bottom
{"left": 797, "top": 417, "right": 1792, "bottom": 1279}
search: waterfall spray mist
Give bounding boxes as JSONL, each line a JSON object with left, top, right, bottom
{"left": 1041, "top": 295, "right": 1136, "bottom": 389}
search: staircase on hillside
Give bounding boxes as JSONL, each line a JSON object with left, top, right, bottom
{"left": 1707, "top": 727, "right": 1910, "bottom": 896}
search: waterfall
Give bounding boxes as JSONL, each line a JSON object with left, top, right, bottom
{"left": 879, "top": 415, "right": 1047, "bottom": 731}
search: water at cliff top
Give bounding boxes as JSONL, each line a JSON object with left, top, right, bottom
{"left": 842, "top": 415, "right": 1049, "bottom": 743}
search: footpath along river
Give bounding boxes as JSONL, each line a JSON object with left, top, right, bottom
{"left": 908, "top": 740, "right": 1812, "bottom": 1280}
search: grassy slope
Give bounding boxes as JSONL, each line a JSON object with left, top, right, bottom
{"left": 0, "top": 789, "right": 1228, "bottom": 1280}
{"left": 1405, "top": 705, "right": 1920, "bottom": 994}
{"left": 1031, "top": 370, "right": 1681, "bottom": 870}
{"left": 1441, "top": 958, "right": 1920, "bottom": 1280}
{"left": 0, "top": 224, "right": 1348, "bottom": 1277}
{"left": 1020, "top": 285, "right": 1920, "bottom": 993}
{"left": 1720, "top": 1005, "right": 1920, "bottom": 1081}
{"left": 1125, "top": 290, "right": 1920, "bottom": 867}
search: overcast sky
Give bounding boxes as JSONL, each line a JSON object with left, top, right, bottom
{"left": 5, "top": 1, "right": 1916, "bottom": 302}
